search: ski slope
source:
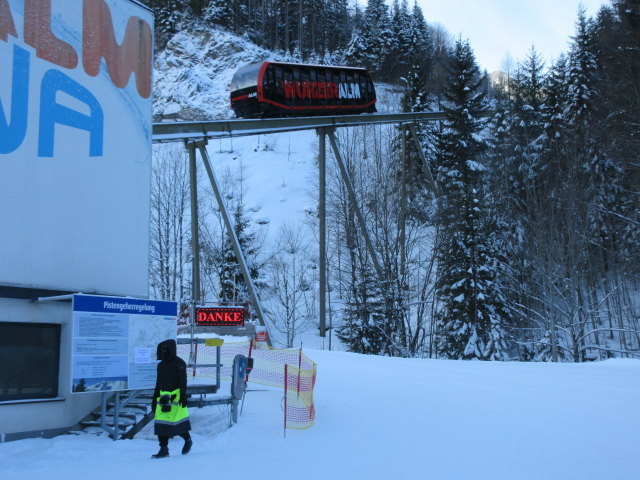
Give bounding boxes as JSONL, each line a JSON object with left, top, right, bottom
{"left": 1, "top": 351, "right": 638, "bottom": 480}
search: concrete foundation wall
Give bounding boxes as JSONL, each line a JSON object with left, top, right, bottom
{"left": 0, "top": 298, "right": 102, "bottom": 441}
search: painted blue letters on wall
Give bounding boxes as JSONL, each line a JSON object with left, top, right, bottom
{"left": 0, "top": 45, "right": 29, "bottom": 154}
{"left": 38, "top": 69, "right": 104, "bottom": 157}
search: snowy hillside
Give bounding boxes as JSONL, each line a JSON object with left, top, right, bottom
{"left": 2, "top": 352, "right": 639, "bottom": 480}
{"left": 153, "top": 26, "right": 274, "bottom": 121}
{"left": 153, "top": 24, "right": 404, "bottom": 121}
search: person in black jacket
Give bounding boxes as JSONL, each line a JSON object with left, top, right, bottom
{"left": 151, "top": 339, "right": 192, "bottom": 458}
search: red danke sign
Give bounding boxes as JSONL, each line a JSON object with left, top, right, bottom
{"left": 195, "top": 307, "right": 245, "bottom": 326}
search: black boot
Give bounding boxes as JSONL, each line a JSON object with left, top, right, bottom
{"left": 182, "top": 438, "right": 193, "bottom": 455}
{"left": 152, "top": 446, "right": 169, "bottom": 458}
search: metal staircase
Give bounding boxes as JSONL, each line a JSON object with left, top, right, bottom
{"left": 79, "top": 389, "right": 155, "bottom": 439}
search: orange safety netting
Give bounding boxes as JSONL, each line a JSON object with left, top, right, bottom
{"left": 176, "top": 339, "right": 317, "bottom": 430}
{"left": 284, "top": 363, "right": 317, "bottom": 431}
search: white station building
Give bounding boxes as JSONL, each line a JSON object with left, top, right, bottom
{"left": 0, "top": 0, "right": 158, "bottom": 441}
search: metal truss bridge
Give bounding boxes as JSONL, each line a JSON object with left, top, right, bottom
{"left": 151, "top": 112, "right": 446, "bottom": 345}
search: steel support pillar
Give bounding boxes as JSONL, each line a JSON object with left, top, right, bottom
{"left": 318, "top": 128, "right": 327, "bottom": 338}
{"left": 186, "top": 141, "right": 202, "bottom": 304}
{"left": 195, "top": 141, "right": 272, "bottom": 346}
{"left": 400, "top": 125, "right": 407, "bottom": 282}
{"left": 186, "top": 141, "right": 201, "bottom": 363}
{"left": 327, "top": 129, "right": 384, "bottom": 282}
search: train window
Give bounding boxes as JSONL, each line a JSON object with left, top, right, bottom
{"left": 230, "top": 62, "right": 262, "bottom": 91}
{"left": 284, "top": 67, "right": 293, "bottom": 106}
{"left": 264, "top": 66, "right": 275, "bottom": 104}
{"left": 346, "top": 71, "right": 354, "bottom": 101}
{"left": 268, "top": 68, "right": 275, "bottom": 88}
{"left": 316, "top": 69, "right": 325, "bottom": 104}
{"left": 329, "top": 69, "right": 339, "bottom": 106}
{"left": 272, "top": 64, "right": 284, "bottom": 103}
{"left": 358, "top": 73, "right": 367, "bottom": 102}
{"left": 300, "top": 67, "right": 310, "bottom": 106}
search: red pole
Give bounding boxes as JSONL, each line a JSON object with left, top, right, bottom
{"left": 284, "top": 364, "right": 288, "bottom": 438}
{"left": 297, "top": 347, "right": 302, "bottom": 398}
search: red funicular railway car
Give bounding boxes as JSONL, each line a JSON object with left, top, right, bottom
{"left": 230, "top": 62, "right": 377, "bottom": 118}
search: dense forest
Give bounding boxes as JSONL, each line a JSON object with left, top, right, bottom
{"left": 146, "top": 0, "right": 444, "bottom": 85}
{"left": 146, "top": 0, "right": 639, "bottom": 361}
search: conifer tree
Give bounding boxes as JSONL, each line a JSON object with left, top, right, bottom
{"left": 203, "top": 0, "right": 233, "bottom": 29}
{"left": 565, "top": 7, "right": 619, "bottom": 277}
{"left": 147, "top": 0, "right": 183, "bottom": 47}
{"left": 565, "top": 7, "right": 599, "bottom": 127}
{"left": 388, "top": 0, "right": 412, "bottom": 80}
{"left": 503, "top": 47, "right": 547, "bottom": 209}
{"left": 337, "top": 264, "right": 388, "bottom": 355}
{"left": 541, "top": 54, "right": 569, "bottom": 150}
{"left": 434, "top": 39, "right": 509, "bottom": 360}
{"left": 359, "top": 0, "right": 393, "bottom": 79}
{"left": 486, "top": 50, "right": 548, "bottom": 362}
{"left": 342, "top": 3, "right": 368, "bottom": 66}
{"left": 324, "top": 0, "right": 351, "bottom": 55}
{"left": 397, "top": 1, "right": 435, "bottom": 221}
{"left": 592, "top": 0, "right": 640, "bottom": 264}
{"left": 409, "top": 0, "right": 433, "bottom": 65}
{"left": 218, "top": 202, "right": 263, "bottom": 303}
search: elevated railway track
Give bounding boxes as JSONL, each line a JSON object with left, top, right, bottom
{"left": 151, "top": 111, "right": 448, "bottom": 341}
{"left": 152, "top": 111, "right": 448, "bottom": 142}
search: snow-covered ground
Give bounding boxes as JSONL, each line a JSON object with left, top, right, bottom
{"left": 2, "top": 352, "right": 639, "bottom": 480}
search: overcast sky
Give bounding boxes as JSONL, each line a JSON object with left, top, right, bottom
{"left": 416, "top": 0, "right": 609, "bottom": 72}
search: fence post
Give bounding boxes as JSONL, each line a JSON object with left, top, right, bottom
{"left": 284, "top": 364, "right": 288, "bottom": 438}
{"left": 297, "top": 347, "right": 302, "bottom": 399}
{"left": 246, "top": 339, "right": 253, "bottom": 382}
{"left": 192, "top": 342, "right": 198, "bottom": 377}
{"left": 113, "top": 391, "right": 120, "bottom": 440}
{"left": 216, "top": 344, "right": 221, "bottom": 391}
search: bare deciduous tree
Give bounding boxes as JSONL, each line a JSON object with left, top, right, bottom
{"left": 149, "top": 144, "right": 190, "bottom": 305}
{"left": 268, "top": 222, "right": 316, "bottom": 348}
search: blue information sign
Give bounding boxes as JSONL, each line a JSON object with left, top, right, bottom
{"left": 71, "top": 294, "right": 177, "bottom": 393}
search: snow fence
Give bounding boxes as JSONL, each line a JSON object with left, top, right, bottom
{"left": 177, "top": 340, "right": 317, "bottom": 430}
